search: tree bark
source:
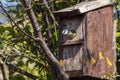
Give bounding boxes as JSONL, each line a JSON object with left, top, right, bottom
{"left": 38, "top": 0, "right": 58, "bottom": 79}
{"left": 23, "top": 0, "right": 69, "bottom": 80}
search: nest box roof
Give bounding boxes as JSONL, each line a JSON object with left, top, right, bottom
{"left": 54, "top": 0, "right": 113, "bottom": 17}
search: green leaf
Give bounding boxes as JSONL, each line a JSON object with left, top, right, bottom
{"left": 0, "top": 26, "right": 5, "bottom": 34}
{"left": 116, "top": 32, "right": 120, "bottom": 38}
{"left": 117, "top": 5, "right": 120, "bottom": 9}
{"left": 10, "top": 74, "right": 25, "bottom": 80}
{"left": 25, "top": 50, "right": 31, "bottom": 53}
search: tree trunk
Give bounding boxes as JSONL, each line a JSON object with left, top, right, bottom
{"left": 23, "top": 0, "right": 69, "bottom": 80}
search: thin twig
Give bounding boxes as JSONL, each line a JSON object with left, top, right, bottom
{"left": 0, "top": 53, "right": 38, "bottom": 79}
{"left": 0, "top": 2, "right": 36, "bottom": 40}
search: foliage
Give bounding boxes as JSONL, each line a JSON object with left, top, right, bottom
{"left": 115, "top": 0, "right": 120, "bottom": 54}
{"left": 0, "top": 0, "right": 81, "bottom": 80}
{"left": 0, "top": 0, "right": 120, "bottom": 80}
{"left": 115, "top": 0, "right": 120, "bottom": 80}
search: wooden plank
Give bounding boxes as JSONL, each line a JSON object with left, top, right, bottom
{"left": 59, "top": 16, "right": 85, "bottom": 74}
{"left": 58, "top": 4, "right": 116, "bottom": 79}
{"left": 54, "top": 0, "right": 113, "bottom": 17}
{"left": 60, "top": 39, "right": 84, "bottom": 46}
{"left": 82, "top": 6, "right": 116, "bottom": 79}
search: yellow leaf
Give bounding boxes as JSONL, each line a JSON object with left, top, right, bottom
{"left": 91, "top": 57, "right": 96, "bottom": 64}
{"left": 99, "top": 52, "right": 104, "bottom": 60}
{"left": 106, "top": 57, "right": 112, "bottom": 68}
{"left": 60, "top": 59, "right": 64, "bottom": 67}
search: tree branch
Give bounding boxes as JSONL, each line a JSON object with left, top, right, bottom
{"left": 0, "top": 62, "right": 9, "bottom": 80}
{"left": 23, "top": 0, "right": 69, "bottom": 80}
{"left": 0, "top": 2, "right": 35, "bottom": 40}
{"left": 0, "top": 53, "right": 37, "bottom": 80}
{"left": 22, "top": 0, "right": 42, "bottom": 38}
{"left": 38, "top": 0, "right": 53, "bottom": 48}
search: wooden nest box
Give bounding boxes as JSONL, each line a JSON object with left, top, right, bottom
{"left": 54, "top": 0, "right": 116, "bottom": 79}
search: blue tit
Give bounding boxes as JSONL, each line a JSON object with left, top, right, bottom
{"left": 62, "top": 29, "right": 76, "bottom": 38}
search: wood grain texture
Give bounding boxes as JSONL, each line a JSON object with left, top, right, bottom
{"left": 59, "top": 16, "right": 85, "bottom": 76}
{"left": 58, "top": 5, "right": 116, "bottom": 79}
{"left": 54, "top": 0, "right": 113, "bottom": 17}
{"left": 83, "top": 6, "right": 116, "bottom": 78}
{"left": 60, "top": 39, "right": 84, "bottom": 46}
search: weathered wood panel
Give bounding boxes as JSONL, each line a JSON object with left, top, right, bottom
{"left": 57, "top": 4, "right": 116, "bottom": 79}
{"left": 59, "top": 15, "right": 85, "bottom": 77}
{"left": 54, "top": 0, "right": 113, "bottom": 17}
{"left": 83, "top": 6, "right": 116, "bottom": 78}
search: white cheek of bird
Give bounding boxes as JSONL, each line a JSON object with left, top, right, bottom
{"left": 62, "top": 29, "right": 76, "bottom": 38}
